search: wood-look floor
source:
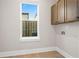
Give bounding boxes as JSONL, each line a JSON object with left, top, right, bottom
{"left": 5, "top": 51, "right": 64, "bottom": 58}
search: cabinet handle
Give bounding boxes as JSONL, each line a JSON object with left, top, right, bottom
{"left": 56, "top": 21, "right": 58, "bottom": 23}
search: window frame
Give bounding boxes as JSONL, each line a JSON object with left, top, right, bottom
{"left": 20, "top": 2, "right": 40, "bottom": 41}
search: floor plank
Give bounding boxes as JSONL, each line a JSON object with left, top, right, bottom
{"left": 4, "top": 51, "right": 64, "bottom": 58}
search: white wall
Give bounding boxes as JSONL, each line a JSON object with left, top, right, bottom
{"left": 55, "top": 22, "right": 79, "bottom": 57}
{"left": 0, "top": 0, "right": 57, "bottom": 52}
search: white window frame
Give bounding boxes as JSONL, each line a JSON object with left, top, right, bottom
{"left": 20, "top": 2, "right": 40, "bottom": 41}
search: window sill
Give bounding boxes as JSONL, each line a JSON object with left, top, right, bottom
{"left": 20, "top": 37, "right": 40, "bottom": 42}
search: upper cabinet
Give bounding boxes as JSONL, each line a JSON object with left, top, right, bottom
{"left": 57, "top": 0, "right": 65, "bottom": 23}
{"left": 77, "top": 0, "right": 79, "bottom": 18}
{"left": 51, "top": 4, "right": 58, "bottom": 25}
{"left": 66, "top": 0, "right": 77, "bottom": 22}
{"left": 51, "top": 0, "right": 79, "bottom": 25}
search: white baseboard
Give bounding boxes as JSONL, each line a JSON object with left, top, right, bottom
{"left": 0, "top": 47, "right": 73, "bottom": 58}
{"left": 55, "top": 47, "right": 73, "bottom": 58}
{"left": 0, "top": 47, "right": 56, "bottom": 57}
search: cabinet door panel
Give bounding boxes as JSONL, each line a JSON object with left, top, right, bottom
{"left": 66, "top": 0, "right": 77, "bottom": 22}
{"left": 51, "top": 4, "right": 58, "bottom": 25}
{"left": 77, "top": 0, "right": 79, "bottom": 18}
{"left": 58, "top": 0, "right": 65, "bottom": 23}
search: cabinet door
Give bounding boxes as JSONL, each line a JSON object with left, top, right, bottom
{"left": 77, "top": 0, "right": 79, "bottom": 18}
{"left": 57, "top": 0, "right": 65, "bottom": 23}
{"left": 66, "top": 0, "right": 77, "bottom": 22}
{"left": 51, "top": 4, "right": 58, "bottom": 25}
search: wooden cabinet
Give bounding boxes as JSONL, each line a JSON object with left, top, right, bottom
{"left": 51, "top": 0, "right": 79, "bottom": 25}
{"left": 66, "top": 0, "right": 77, "bottom": 22}
{"left": 51, "top": 4, "right": 58, "bottom": 25}
{"left": 57, "top": 0, "right": 65, "bottom": 23}
{"left": 77, "top": 0, "right": 79, "bottom": 18}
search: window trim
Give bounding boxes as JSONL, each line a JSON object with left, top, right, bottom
{"left": 20, "top": 2, "right": 40, "bottom": 41}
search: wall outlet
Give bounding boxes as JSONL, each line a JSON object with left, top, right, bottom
{"left": 61, "top": 31, "right": 65, "bottom": 35}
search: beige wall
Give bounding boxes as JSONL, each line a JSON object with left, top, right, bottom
{"left": 0, "top": 0, "right": 57, "bottom": 52}
{"left": 55, "top": 22, "right": 79, "bottom": 57}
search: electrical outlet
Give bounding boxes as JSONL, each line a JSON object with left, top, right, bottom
{"left": 61, "top": 31, "right": 65, "bottom": 35}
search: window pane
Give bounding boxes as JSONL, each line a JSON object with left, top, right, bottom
{"left": 22, "top": 4, "right": 37, "bottom": 21}
{"left": 21, "top": 3, "right": 38, "bottom": 37}
{"left": 22, "top": 21, "right": 37, "bottom": 37}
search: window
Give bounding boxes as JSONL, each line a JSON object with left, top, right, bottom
{"left": 20, "top": 3, "right": 39, "bottom": 41}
